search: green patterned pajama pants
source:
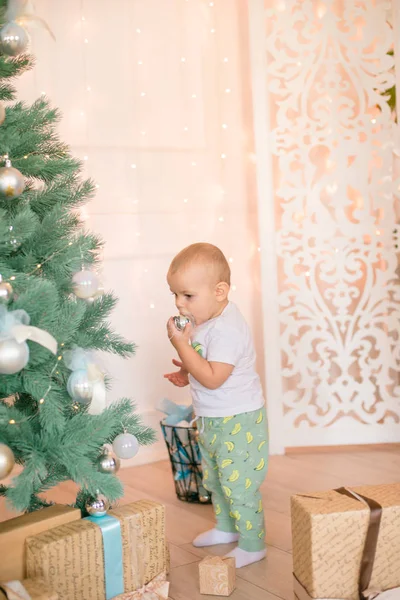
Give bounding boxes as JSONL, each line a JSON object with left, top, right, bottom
{"left": 198, "top": 406, "right": 269, "bottom": 552}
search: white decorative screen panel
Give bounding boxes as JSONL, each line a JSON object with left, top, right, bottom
{"left": 263, "top": 0, "right": 400, "bottom": 446}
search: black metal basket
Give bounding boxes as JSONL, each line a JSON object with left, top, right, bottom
{"left": 160, "top": 421, "right": 212, "bottom": 504}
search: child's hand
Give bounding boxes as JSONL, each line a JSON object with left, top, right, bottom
{"left": 164, "top": 359, "right": 189, "bottom": 387}
{"left": 167, "top": 317, "right": 192, "bottom": 349}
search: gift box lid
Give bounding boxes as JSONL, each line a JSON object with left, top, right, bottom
{"left": 291, "top": 483, "right": 400, "bottom": 515}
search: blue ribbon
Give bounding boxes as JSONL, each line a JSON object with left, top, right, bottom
{"left": 85, "top": 514, "right": 124, "bottom": 599}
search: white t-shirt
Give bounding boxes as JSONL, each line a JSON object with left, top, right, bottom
{"left": 189, "top": 302, "right": 265, "bottom": 417}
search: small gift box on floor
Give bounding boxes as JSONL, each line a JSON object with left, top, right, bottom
{"left": 25, "top": 500, "right": 169, "bottom": 600}
{"left": 0, "top": 505, "right": 81, "bottom": 582}
{"left": 0, "top": 578, "right": 58, "bottom": 599}
{"left": 291, "top": 483, "right": 400, "bottom": 600}
{"left": 199, "top": 556, "right": 236, "bottom": 597}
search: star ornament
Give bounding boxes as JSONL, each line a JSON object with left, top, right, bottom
{"left": 5, "top": 185, "right": 16, "bottom": 197}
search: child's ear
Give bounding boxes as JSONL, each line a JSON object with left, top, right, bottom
{"left": 215, "top": 282, "right": 229, "bottom": 302}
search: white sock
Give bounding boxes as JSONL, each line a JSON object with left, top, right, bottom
{"left": 192, "top": 528, "right": 240, "bottom": 547}
{"left": 225, "top": 546, "right": 267, "bottom": 568}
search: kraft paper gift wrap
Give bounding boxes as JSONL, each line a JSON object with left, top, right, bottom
{"left": 199, "top": 556, "right": 236, "bottom": 597}
{"left": 0, "top": 505, "right": 81, "bottom": 582}
{"left": 291, "top": 483, "right": 400, "bottom": 600}
{"left": 25, "top": 500, "right": 168, "bottom": 600}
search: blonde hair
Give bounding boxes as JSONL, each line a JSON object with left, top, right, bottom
{"left": 169, "top": 243, "right": 231, "bottom": 285}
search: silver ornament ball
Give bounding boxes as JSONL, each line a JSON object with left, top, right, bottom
{"left": 0, "top": 338, "right": 29, "bottom": 374}
{"left": 198, "top": 486, "right": 211, "bottom": 503}
{"left": 112, "top": 432, "right": 140, "bottom": 460}
{"left": 0, "top": 443, "right": 15, "bottom": 480}
{"left": 72, "top": 269, "right": 100, "bottom": 300}
{"left": 96, "top": 448, "right": 120, "bottom": 475}
{"left": 67, "top": 369, "right": 93, "bottom": 404}
{"left": 0, "top": 281, "right": 13, "bottom": 303}
{"left": 173, "top": 314, "right": 195, "bottom": 331}
{"left": 0, "top": 164, "right": 25, "bottom": 200}
{"left": 0, "top": 103, "right": 5, "bottom": 126}
{"left": 0, "top": 21, "right": 29, "bottom": 56}
{"left": 85, "top": 495, "right": 110, "bottom": 518}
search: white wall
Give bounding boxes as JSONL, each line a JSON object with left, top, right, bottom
{"left": 16, "top": 0, "right": 263, "bottom": 464}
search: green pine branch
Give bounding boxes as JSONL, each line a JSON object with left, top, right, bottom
{"left": 0, "top": 0, "right": 155, "bottom": 513}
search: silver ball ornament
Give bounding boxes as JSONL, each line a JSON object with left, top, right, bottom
{"left": 96, "top": 448, "right": 120, "bottom": 475}
{"left": 67, "top": 369, "right": 93, "bottom": 404}
{"left": 85, "top": 495, "right": 110, "bottom": 517}
{"left": 173, "top": 314, "right": 195, "bottom": 331}
{"left": 0, "top": 103, "right": 5, "bottom": 126}
{"left": 112, "top": 433, "right": 140, "bottom": 459}
{"left": 72, "top": 270, "right": 100, "bottom": 300}
{"left": 0, "top": 21, "right": 29, "bottom": 56}
{"left": 0, "top": 338, "right": 29, "bottom": 374}
{"left": 0, "top": 443, "right": 15, "bottom": 480}
{"left": 0, "top": 281, "right": 13, "bottom": 303}
{"left": 198, "top": 486, "right": 211, "bottom": 503}
{"left": 0, "top": 162, "right": 25, "bottom": 200}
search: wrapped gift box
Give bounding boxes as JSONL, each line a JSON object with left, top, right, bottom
{"left": 0, "top": 578, "right": 58, "bottom": 599}
{"left": 291, "top": 483, "right": 400, "bottom": 600}
{"left": 0, "top": 505, "right": 81, "bottom": 581}
{"left": 199, "top": 556, "right": 236, "bottom": 597}
{"left": 112, "top": 572, "right": 169, "bottom": 599}
{"left": 26, "top": 500, "right": 168, "bottom": 600}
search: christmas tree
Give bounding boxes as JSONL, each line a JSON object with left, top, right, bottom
{"left": 0, "top": 3, "right": 155, "bottom": 514}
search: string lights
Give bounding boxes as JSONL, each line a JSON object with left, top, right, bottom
{"left": 2, "top": 346, "right": 65, "bottom": 427}
{"left": 68, "top": 0, "right": 239, "bottom": 311}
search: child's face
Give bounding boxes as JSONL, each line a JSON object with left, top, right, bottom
{"left": 167, "top": 264, "right": 224, "bottom": 326}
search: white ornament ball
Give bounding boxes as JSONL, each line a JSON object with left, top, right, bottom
{"left": 72, "top": 270, "right": 100, "bottom": 299}
{"left": 0, "top": 443, "right": 15, "bottom": 480}
{"left": 0, "top": 338, "right": 29, "bottom": 374}
{"left": 0, "top": 21, "right": 29, "bottom": 56}
{"left": 0, "top": 103, "right": 5, "bottom": 126}
{"left": 67, "top": 369, "right": 93, "bottom": 404}
{"left": 0, "top": 281, "right": 13, "bottom": 303}
{"left": 112, "top": 433, "right": 140, "bottom": 460}
{"left": 0, "top": 164, "right": 25, "bottom": 200}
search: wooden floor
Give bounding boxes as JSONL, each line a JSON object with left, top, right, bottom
{"left": 1, "top": 447, "right": 400, "bottom": 600}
